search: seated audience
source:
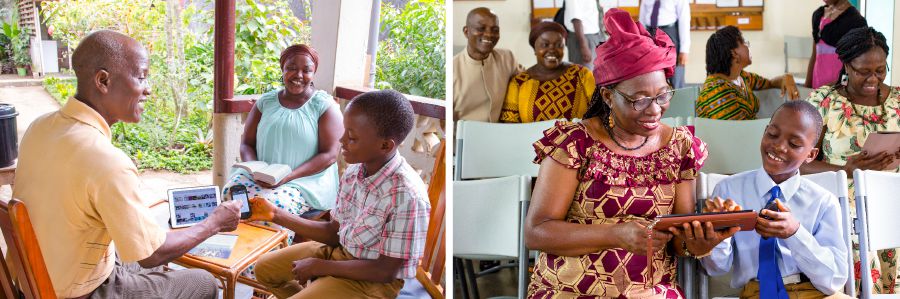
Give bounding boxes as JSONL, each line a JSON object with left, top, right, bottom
{"left": 699, "top": 101, "right": 850, "bottom": 299}
{"left": 251, "top": 90, "right": 430, "bottom": 299}
{"left": 696, "top": 26, "right": 800, "bottom": 120}
{"left": 13, "top": 30, "right": 241, "bottom": 299}
{"left": 802, "top": 27, "right": 900, "bottom": 294}
{"left": 453, "top": 7, "right": 522, "bottom": 122}
{"left": 807, "top": 0, "right": 867, "bottom": 89}
{"left": 500, "top": 21, "right": 594, "bottom": 123}
{"left": 523, "top": 9, "right": 734, "bottom": 298}
{"left": 225, "top": 44, "right": 342, "bottom": 245}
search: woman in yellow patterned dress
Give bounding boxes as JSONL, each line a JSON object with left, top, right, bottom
{"left": 500, "top": 21, "right": 594, "bottom": 123}
{"left": 802, "top": 27, "right": 900, "bottom": 294}
{"left": 524, "top": 9, "right": 736, "bottom": 298}
{"left": 695, "top": 26, "right": 800, "bottom": 120}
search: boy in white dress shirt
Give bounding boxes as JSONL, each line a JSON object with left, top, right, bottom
{"left": 699, "top": 101, "right": 850, "bottom": 299}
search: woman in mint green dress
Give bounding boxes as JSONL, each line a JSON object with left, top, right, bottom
{"left": 226, "top": 44, "right": 342, "bottom": 243}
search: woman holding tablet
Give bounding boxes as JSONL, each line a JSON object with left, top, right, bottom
{"left": 523, "top": 10, "right": 736, "bottom": 298}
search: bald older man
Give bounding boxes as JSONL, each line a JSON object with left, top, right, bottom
{"left": 13, "top": 30, "right": 240, "bottom": 299}
{"left": 453, "top": 7, "right": 521, "bottom": 122}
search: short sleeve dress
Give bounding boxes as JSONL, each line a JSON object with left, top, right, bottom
{"left": 806, "top": 85, "right": 900, "bottom": 294}
{"left": 527, "top": 121, "right": 708, "bottom": 298}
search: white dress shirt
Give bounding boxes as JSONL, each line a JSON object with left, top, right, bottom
{"left": 638, "top": 0, "right": 692, "bottom": 53}
{"left": 564, "top": 0, "right": 601, "bottom": 34}
{"left": 700, "top": 168, "right": 848, "bottom": 295}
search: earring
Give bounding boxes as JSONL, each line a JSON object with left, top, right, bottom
{"left": 840, "top": 74, "right": 848, "bottom": 86}
{"left": 608, "top": 113, "right": 615, "bottom": 129}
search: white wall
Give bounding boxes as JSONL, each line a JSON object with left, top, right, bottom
{"left": 452, "top": 0, "right": 538, "bottom": 67}
{"left": 683, "top": 1, "right": 821, "bottom": 83}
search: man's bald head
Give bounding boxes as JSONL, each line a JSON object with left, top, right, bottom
{"left": 463, "top": 7, "right": 500, "bottom": 61}
{"left": 72, "top": 30, "right": 145, "bottom": 82}
{"left": 71, "top": 30, "right": 151, "bottom": 126}
{"left": 466, "top": 7, "right": 497, "bottom": 27}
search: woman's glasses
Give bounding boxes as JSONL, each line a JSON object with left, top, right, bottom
{"left": 847, "top": 63, "right": 889, "bottom": 80}
{"left": 611, "top": 88, "right": 675, "bottom": 111}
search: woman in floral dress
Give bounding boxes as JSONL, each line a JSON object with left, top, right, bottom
{"left": 524, "top": 9, "right": 736, "bottom": 298}
{"left": 802, "top": 27, "right": 900, "bottom": 294}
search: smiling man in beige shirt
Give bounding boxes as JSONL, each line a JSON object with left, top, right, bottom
{"left": 13, "top": 30, "right": 241, "bottom": 299}
{"left": 453, "top": 7, "right": 521, "bottom": 122}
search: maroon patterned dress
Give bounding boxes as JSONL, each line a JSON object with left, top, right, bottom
{"left": 528, "top": 121, "right": 708, "bottom": 299}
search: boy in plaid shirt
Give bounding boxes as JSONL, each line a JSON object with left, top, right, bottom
{"left": 250, "top": 90, "right": 431, "bottom": 298}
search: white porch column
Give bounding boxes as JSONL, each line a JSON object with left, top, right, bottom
{"left": 311, "top": 0, "right": 374, "bottom": 94}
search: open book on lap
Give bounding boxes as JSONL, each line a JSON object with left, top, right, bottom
{"left": 233, "top": 161, "right": 293, "bottom": 185}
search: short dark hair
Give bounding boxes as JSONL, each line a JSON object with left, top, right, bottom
{"left": 773, "top": 100, "right": 824, "bottom": 141}
{"left": 833, "top": 27, "right": 890, "bottom": 87}
{"left": 705, "top": 26, "right": 743, "bottom": 75}
{"left": 348, "top": 89, "right": 415, "bottom": 144}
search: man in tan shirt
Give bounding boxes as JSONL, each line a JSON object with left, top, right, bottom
{"left": 13, "top": 30, "right": 241, "bottom": 299}
{"left": 453, "top": 7, "right": 521, "bottom": 122}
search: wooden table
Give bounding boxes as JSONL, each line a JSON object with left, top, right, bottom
{"left": 174, "top": 222, "right": 287, "bottom": 299}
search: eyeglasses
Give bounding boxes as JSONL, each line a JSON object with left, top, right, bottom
{"left": 742, "top": 39, "right": 751, "bottom": 48}
{"left": 611, "top": 88, "right": 674, "bottom": 111}
{"left": 847, "top": 63, "right": 889, "bottom": 80}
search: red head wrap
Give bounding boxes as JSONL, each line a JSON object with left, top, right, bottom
{"left": 592, "top": 8, "right": 676, "bottom": 86}
{"left": 280, "top": 44, "right": 319, "bottom": 71}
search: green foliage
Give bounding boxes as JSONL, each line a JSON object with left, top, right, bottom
{"left": 42, "top": 76, "right": 75, "bottom": 105}
{"left": 376, "top": 0, "right": 445, "bottom": 99}
{"left": 1, "top": 17, "right": 31, "bottom": 67}
{"left": 40, "top": 0, "right": 308, "bottom": 173}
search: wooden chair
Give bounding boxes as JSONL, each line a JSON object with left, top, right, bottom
{"left": 416, "top": 141, "right": 446, "bottom": 298}
{"left": 0, "top": 198, "right": 56, "bottom": 299}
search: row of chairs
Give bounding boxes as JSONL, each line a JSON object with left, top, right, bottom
{"left": 665, "top": 85, "right": 815, "bottom": 120}
{"left": 453, "top": 118, "right": 897, "bottom": 299}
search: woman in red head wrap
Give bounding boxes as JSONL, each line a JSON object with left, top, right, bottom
{"left": 499, "top": 21, "right": 595, "bottom": 123}
{"left": 524, "top": 9, "right": 733, "bottom": 298}
{"left": 226, "top": 44, "right": 342, "bottom": 258}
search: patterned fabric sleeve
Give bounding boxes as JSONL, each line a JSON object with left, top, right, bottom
{"left": 696, "top": 77, "right": 741, "bottom": 118}
{"left": 533, "top": 121, "right": 587, "bottom": 169}
{"left": 500, "top": 75, "right": 523, "bottom": 123}
{"left": 379, "top": 186, "right": 430, "bottom": 267}
{"left": 576, "top": 66, "right": 597, "bottom": 119}
{"left": 677, "top": 129, "right": 709, "bottom": 181}
{"left": 743, "top": 71, "right": 773, "bottom": 90}
{"left": 805, "top": 85, "right": 834, "bottom": 120}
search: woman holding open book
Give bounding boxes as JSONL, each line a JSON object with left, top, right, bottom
{"left": 225, "top": 44, "right": 342, "bottom": 244}
{"left": 802, "top": 27, "right": 900, "bottom": 294}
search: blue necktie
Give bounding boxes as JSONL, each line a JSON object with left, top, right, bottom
{"left": 758, "top": 186, "right": 788, "bottom": 299}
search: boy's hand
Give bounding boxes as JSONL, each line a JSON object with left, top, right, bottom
{"left": 615, "top": 220, "right": 672, "bottom": 254}
{"left": 756, "top": 200, "right": 800, "bottom": 239}
{"left": 703, "top": 196, "right": 742, "bottom": 213}
{"left": 292, "top": 258, "right": 324, "bottom": 283}
{"left": 247, "top": 196, "right": 277, "bottom": 222}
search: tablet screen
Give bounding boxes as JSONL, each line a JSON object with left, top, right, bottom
{"left": 169, "top": 186, "right": 220, "bottom": 228}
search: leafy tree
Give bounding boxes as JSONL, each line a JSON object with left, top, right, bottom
{"left": 376, "top": 0, "right": 445, "bottom": 99}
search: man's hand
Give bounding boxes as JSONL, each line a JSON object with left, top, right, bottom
{"left": 703, "top": 196, "right": 742, "bottom": 213}
{"left": 677, "top": 53, "right": 688, "bottom": 66}
{"left": 292, "top": 258, "right": 324, "bottom": 283}
{"left": 207, "top": 200, "right": 241, "bottom": 232}
{"left": 247, "top": 196, "right": 277, "bottom": 222}
{"left": 756, "top": 200, "right": 801, "bottom": 239}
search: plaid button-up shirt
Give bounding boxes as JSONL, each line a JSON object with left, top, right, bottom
{"left": 333, "top": 154, "right": 431, "bottom": 279}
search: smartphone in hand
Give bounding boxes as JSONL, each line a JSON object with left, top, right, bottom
{"left": 759, "top": 200, "right": 779, "bottom": 220}
{"left": 229, "top": 184, "right": 252, "bottom": 219}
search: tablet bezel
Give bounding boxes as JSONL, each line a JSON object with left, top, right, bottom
{"left": 167, "top": 185, "right": 221, "bottom": 229}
